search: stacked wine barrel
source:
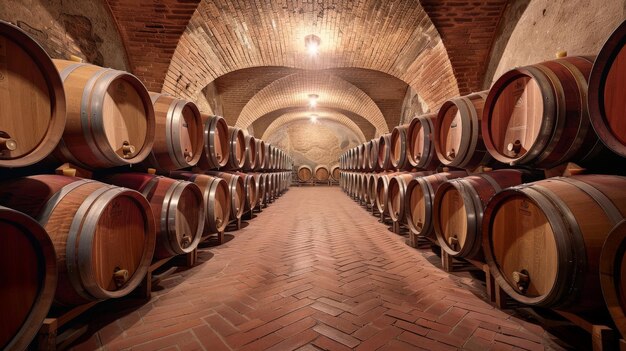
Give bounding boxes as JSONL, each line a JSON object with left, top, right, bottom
{"left": 295, "top": 163, "right": 339, "bottom": 183}
{"left": 340, "top": 19, "right": 626, "bottom": 337}
{"left": 0, "top": 20, "right": 292, "bottom": 348}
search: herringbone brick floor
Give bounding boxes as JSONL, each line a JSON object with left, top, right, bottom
{"left": 72, "top": 187, "right": 568, "bottom": 351}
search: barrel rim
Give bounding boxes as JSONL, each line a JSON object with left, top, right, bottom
{"left": 600, "top": 219, "right": 626, "bottom": 337}
{"left": 161, "top": 180, "right": 205, "bottom": 255}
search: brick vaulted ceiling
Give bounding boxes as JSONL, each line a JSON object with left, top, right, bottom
{"left": 262, "top": 111, "right": 367, "bottom": 143}
{"left": 105, "top": 0, "right": 511, "bottom": 138}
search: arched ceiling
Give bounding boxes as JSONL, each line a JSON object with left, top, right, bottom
{"left": 262, "top": 111, "right": 366, "bottom": 143}
{"left": 235, "top": 71, "right": 388, "bottom": 134}
{"left": 105, "top": 0, "right": 512, "bottom": 138}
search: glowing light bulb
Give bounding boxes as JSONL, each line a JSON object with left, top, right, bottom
{"left": 305, "top": 34, "right": 321, "bottom": 56}
{"left": 310, "top": 114, "right": 318, "bottom": 123}
{"left": 308, "top": 94, "right": 318, "bottom": 108}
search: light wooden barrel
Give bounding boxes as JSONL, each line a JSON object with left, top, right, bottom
{"left": 254, "top": 139, "right": 266, "bottom": 171}
{"left": 142, "top": 93, "right": 203, "bottom": 170}
{"left": 390, "top": 125, "right": 410, "bottom": 170}
{"left": 101, "top": 173, "right": 204, "bottom": 259}
{"left": 51, "top": 59, "right": 155, "bottom": 169}
{"left": 298, "top": 165, "right": 313, "bottom": 182}
{"left": 242, "top": 135, "right": 257, "bottom": 171}
{"left": 0, "top": 21, "right": 66, "bottom": 168}
{"left": 600, "top": 220, "right": 626, "bottom": 338}
{"left": 368, "top": 139, "right": 380, "bottom": 171}
{"left": 377, "top": 134, "right": 393, "bottom": 170}
{"left": 434, "top": 91, "right": 491, "bottom": 169}
{"left": 223, "top": 127, "right": 245, "bottom": 170}
{"left": 368, "top": 173, "right": 380, "bottom": 207}
{"left": 263, "top": 144, "right": 272, "bottom": 170}
{"left": 375, "top": 172, "right": 405, "bottom": 214}
{"left": 0, "top": 175, "right": 155, "bottom": 306}
{"left": 407, "top": 113, "right": 438, "bottom": 170}
{"left": 405, "top": 171, "right": 468, "bottom": 239}
{"left": 483, "top": 56, "right": 603, "bottom": 168}
{"left": 169, "top": 171, "right": 231, "bottom": 234}
{"left": 0, "top": 206, "right": 56, "bottom": 350}
{"left": 589, "top": 20, "right": 626, "bottom": 158}
{"left": 197, "top": 114, "right": 229, "bottom": 170}
{"left": 330, "top": 165, "right": 341, "bottom": 181}
{"left": 388, "top": 171, "right": 434, "bottom": 223}
{"left": 483, "top": 175, "right": 626, "bottom": 312}
{"left": 233, "top": 172, "right": 257, "bottom": 212}
{"left": 434, "top": 169, "right": 529, "bottom": 259}
{"left": 206, "top": 171, "right": 245, "bottom": 220}
{"left": 355, "top": 144, "right": 365, "bottom": 171}
{"left": 264, "top": 172, "right": 273, "bottom": 203}
{"left": 252, "top": 173, "right": 266, "bottom": 207}
{"left": 314, "top": 165, "right": 330, "bottom": 181}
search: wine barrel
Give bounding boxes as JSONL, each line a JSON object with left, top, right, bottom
{"left": 263, "top": 144, "right": 271, "bottom": 170}
{"left": 221, "top": 127, "right": 245, "bottom": 171}
{"left": 242, "top": 135, "right": 257, "bottom": 171}
{"left": 407, "top": 113, "right": 438, "bottom": 170}
{"left": 378, "top": 134, "right": 393, "bottom": 170}
{"left": 600, "top": 220, "right": 626, "bottom": 338}
{"left": 314, "top": 165, "right": 330, "bottom": 181}
{"left": 434, "top": 169, "right": 530, "bottom": 259}
{"left": 434, "top": 92, "right": 491, "bottom": 169}
{"left": 367, "top": 173, "right": 380, "bottom": 208}
{"left": 101, "top": 173, "right": 204, "bottom": 258}
{"left": 0, "top": 21, "right": 66, "bottom": 168}
{"left": 589, "top": 20, "right": 626, "bottom": 158}
{"left": 254, "top": 139, "right": 266, "bottom": 171}
{"left": 330, "top": 165, "right": 341, "bottom": 181}
{"left": 375, "top": 172, "right": 406, "bottom": 215}
{"left": 51, "top": 59, "right": 155, "bottom": 169}
{"left": 405, "top": 171, "right": 468, "bottom": 239}
{"left": 483, "top": 56, "right": 603, "bottom": 168}
{"left": 298, "top": 165, "right": 313, "bottom": 182}
{"left": 390, "top": 125, "right": 410, "bottom": 170}
{"left": 368, "top": 139, "right": 380, "bottom": 171}
{"left": 483, "top": 175, "right": 626, "bottom": 312}
{"left": 252, "top": 173, "right": 266, "bottom": 208}
{"left": 169, "top": 171, "right": 231, "bottom": 234}
{"left": 0, "top": 206, "right": 56, "bottom": 350}
{"left": 0, "top": 175, "right": 155, "bottom": 306}
{"left": 387, "top": 171, "right": 434, "bottom": 223}
{"left": 197, "top": 114, "right": 229, "bottom": 170}
{"left": 142, "top": 93, "right": 203, "bottom": 170}
{"left": 206, "top": 171, "right": 245, "bottom": 220}
{"left": 264, "top": 172, "right": 273, "bottom": 203}
{"left": 233, "top": 172, "right": 257, "bottom": 212}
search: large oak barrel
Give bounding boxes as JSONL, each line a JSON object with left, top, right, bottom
{"left": 434, "top": 92, "right": 491, "bottom": 169}
{"left": 233, "top": 172, "right": 257, "bottom": 212}
{"left": 206, "top": 171, "right": 245, "bottom": 220}
{"left": 483, "top": 175, "right": 626, "bottom": 312}
{"left": 0, "top": 21, "right": 66, "bottom": 168}
{"left": 390, "top": 125, "right": 410, "bottom": 170}
{"left": 100, "top": 173, "right": 204, "bottom": 259}
{"left": 405, "top": 171, "right": 468, "bottom": 239}
{"left": 330, "top": 165, "right": 340, "bottom": 181}
{"left": 0, "top": 206, "right": 56, "bottom": 350}
{"left": 355, "top": 144, "right": 365, "bottom": 171}
{"left": 264, "top": 172, "right": 273, "bottom": 203}
{"left": 224, "top": 127, "right": 245, "bottom": 170}
{"left": 377, "top": 134, "right": 393, "bottom": 170}
{"left": 601, "top": 220, "right": 626, "bottom": 338}
{"left": 367, "top": 173, "right": 380, "bottom": 208}
{"left": 298, "top": 165, "right": 313, "bottom": 182}
{"left": 407, "top": 113, "right": 438, "bottom": 170}
{"left": 197, "top": 114, "right": 229, "bottom": 170}
{"left": 51, "top": 59, "right": 155, "bottom": 169}
{"left": 143, "top": 93, "right": 203, "bottom": 170}
{"left": 368, "top": 139, "right": 380, "bottom": 171}
{"left": 0, "top": 175, "right": 155, "bottom": 306}
{"left": 170, "top": 171, "right": 231, "bottom": 234}
{"left": 434, "top": 169, "right": 531, "bottom": 259}
{"left": 314, "top": 165, "right": 330, "bottom": 181}
{"left": 252, "top": 173, "right": 266, "bottom": 208}
{"left": 254, "top": 139, "right": 266, "bottom": 171}
{"left": 375, "top": 172, "right": 405, "bottom": 215}
{"left": 387, "top": 171, "right": 434, "bottom": 223}
{"left": 242, "top": 135, "right": 257, "bottom": 171}
{"left": 483, "top": 56, "right": 603, "bottom": 168}
{"left": 589, "top": 20, "right": 626, "bottom": 158}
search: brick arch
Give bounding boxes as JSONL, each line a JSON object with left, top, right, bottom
{"left": 235, "top": 71, "right": 389, "bottom": 135}
{"left": 163, "top": 0, "right": 460, "bottom": 109}
{"left": 262, "top": 111, "right": 366, "bottom": 143}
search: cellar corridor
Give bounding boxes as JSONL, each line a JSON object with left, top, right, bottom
{"left": 72, "top": 187, "right": 561, "bottom": 351}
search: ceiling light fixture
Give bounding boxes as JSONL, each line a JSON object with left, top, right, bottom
{"left": 308, "top": 94, "right": 318, "bottom": 108}
{"left": 310, "top": 114, "right": 319, "bottom": 123}
{"left": 305, "top": 34, "right": 321, "bottom": 55}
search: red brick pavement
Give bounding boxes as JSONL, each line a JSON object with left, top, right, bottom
{"left": 72, "top": 187, "right": 566, "bottom": 350}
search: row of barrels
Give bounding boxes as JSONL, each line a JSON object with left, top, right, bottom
{"left": 340, "top": 169, "right": 626, "bottom": 339}
{"left": 341, "top": 20, "right": 626, "bottom": 173}
{"left": 0, "top": 20, "right": 292, "bottom": 172}
{"left": 0, "top": 170, "right": 291, "bottom": 350}
{"left": 296, "top": 164, "right": 340, "bottom": 182}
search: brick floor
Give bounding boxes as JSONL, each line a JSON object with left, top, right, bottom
{"left": 71, "top": 187, "right": 567, "bottom": 350}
